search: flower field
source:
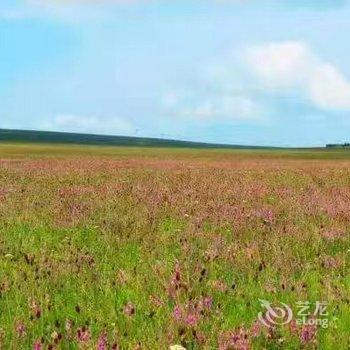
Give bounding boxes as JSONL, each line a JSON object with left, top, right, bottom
{"left": 0, "top": 144, "right": 349, "bottom": 349}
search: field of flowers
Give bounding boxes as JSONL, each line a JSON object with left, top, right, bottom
{"left": 0, "top": 144, "right": 349, "bottom": 349}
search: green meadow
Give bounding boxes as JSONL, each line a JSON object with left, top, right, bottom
{"left": 0, "top": 143, "right": 349, "bottom": 349}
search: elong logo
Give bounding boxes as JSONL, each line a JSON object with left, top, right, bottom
{"left": 258, "top": 299, "right": 329, "bottom": 329}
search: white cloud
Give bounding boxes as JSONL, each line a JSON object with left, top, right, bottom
{"left": 165, "top": 93, "right": 262, "bottom": 122}
{"left": 308, "top": 64, "right": 350, "bottom": 110}
{"left": 245, "top": 42, "right": 314, "bottom": 88}
{"left": 47, "top": 114, "right": 134, "bottom": 135}
{"left": 245, "top": 41, "right": 350, "bottom": 111}
{"left": 192, "top": 96, "right": 260, "bottom": 120}
{"left": 161, "top": 62, "right": 265, "bottom": 122}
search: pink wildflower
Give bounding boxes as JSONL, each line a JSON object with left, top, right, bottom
{"left": 300, "top": 323, "right": 317, "bottom": 344}
{"left": 173, "top": 305, "right": 183, "bottom": 321}
{"left": 29, "top": 300, "right": 41, "bottom": 319}
{"left": 289, "top": 319, "right": 298, "bottom": 335}
{"left": 218, "top": 327, "right": 250, "bottom": 350}
{"left": 195, "top": 330, "right": 207, "bottom": 345}
{"left": 173, "top": 303, "right": 201, "bottom": 327}
{"left": 168, "top": 262, "right": 183, "bottom": 298}
{"left": 249, "top": 321, "right": 261, "bottom": 338}
{"left": 254, "top": 208, "right": 275, "bottom": 224}
{"left": 323, "top": 255, "right": 343, "bottom": 269}
{"left": 97, "top": 331, "right": 108, "bottom": 350}
{"left": 212, "top": 280, "right": 228, "bottom": 293}
{"left": 15, "top": 322, "right": 26, "bottom": 337}
{"left": 33, "top": 340, "right": 42, "bottom": 350}
{"left": 77, "top": 326, "right": 91, "bottom": 343}
{"left": 123, "top": 302, "right": 136, "bottom": 316}
{"left": 200, "top": 296, "right": 213, "bottom": 310}
{"left": 321, "top": 229, "right": 346, "bottom": 241}
{"left": 185, "top": 311, "right": 200, "bottom": 327}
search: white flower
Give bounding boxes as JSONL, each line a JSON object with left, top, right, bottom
{"left": 170, "top": 346, "right": 186, "bottom": 350}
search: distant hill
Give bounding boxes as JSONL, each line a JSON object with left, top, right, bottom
{"left": 0, "top": 129, "right": 273, "bottom": 149}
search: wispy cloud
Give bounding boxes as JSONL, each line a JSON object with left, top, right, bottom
{"left": 163, "top": 91, "right": 263, "bottom": 123}
{"left": 245, "top": 41, "right": 350, "bottom": 111}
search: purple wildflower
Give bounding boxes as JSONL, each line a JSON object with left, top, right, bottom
{"left": 123, "top": 302, "right": 136, "bottom": 316}
{"left": 289, "top": 319, "right": 298, "bottom": 335}
{"left": 97, "top": 331, "right": 108, "bottom": 350}
{"left": 77, "top": 326, "right": 91, "bottom": 343}
{"left": 201, "top": 296, "right": 213, "bottom": 310}
{"left": 185, "top": 311, "right": 200, "bottom": 327}
{"left": 168, "top": 262, "right": 183, "bottom": 298}
{"left": 254, "top": 208, "right": 275, "bottom": 224}
{"left": 249, "top": 321, "right": 261, "bottom": 338}
{"left": 218, "top": 327, "right": 250, "bottom": 350}
{"left": 300, "top": 323, "right": 317, "bottom": 344}
{"left": 16, "top": 322, "right": 26, "bottom": 337}
{"left": 172, "top": 305, "right": 183, "bottom": 321}
{"left": 323, "top": 256, "right": 342, "bottom": 269}
{"left": 33, "top": 340, "right": 42, "bottom": 350}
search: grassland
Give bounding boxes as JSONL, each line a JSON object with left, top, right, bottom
{"left": 0, "top": 143, "right": 350, "bottom": 349}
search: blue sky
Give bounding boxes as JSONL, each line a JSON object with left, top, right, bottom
{"left": 1, "top": 0, "right": 350, "bottom": 146}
